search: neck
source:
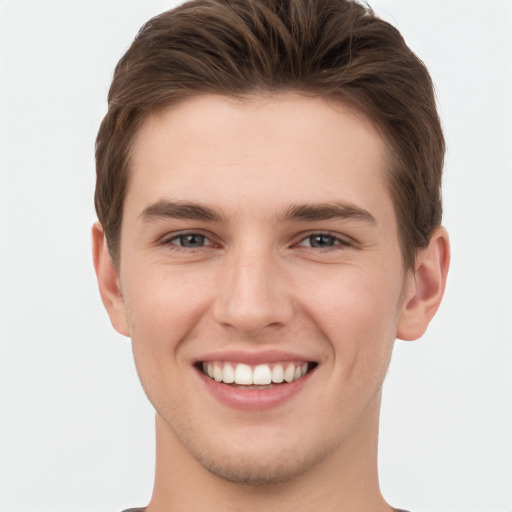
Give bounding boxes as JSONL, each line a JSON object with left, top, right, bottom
{"left": 146, "top": 392, "right": 393, "bottom": 512}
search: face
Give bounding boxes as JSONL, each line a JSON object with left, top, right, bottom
{"left": 111, "top": 94, "right": 415, "bottom": 484}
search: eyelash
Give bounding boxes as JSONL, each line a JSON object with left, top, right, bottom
{"left": 297, "top": 232, "right": 353, "bottom": 250}
{"left": 162, "top": 232, "right": 215, "bottom": 251}
{"left": 161, "top": 231, "right": 353, "bottom": 251}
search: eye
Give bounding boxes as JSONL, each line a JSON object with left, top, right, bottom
{"left": 166, "top": 233, "right": 211, "bottom": 248}
{"left": 298, "top": 233, "right": 351, "bottom": 249}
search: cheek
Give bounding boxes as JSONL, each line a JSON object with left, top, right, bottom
{"left": 123, "top": 266, "right": 209, "bottom": 412}
{"left": 300, "top": 264, "right": 402, "bottom": 376}
{"left": 122, "top": 263, "right": 212, "bottom": 343}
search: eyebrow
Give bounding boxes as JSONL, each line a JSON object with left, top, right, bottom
{"left": 283, "top": 202, "right": 377, "bottom": 225}
{"left": 139, "top": 200, "right": 228, "bottom": 223}
{"left": 138, "top": 199, "right": 377, "bottom": 226}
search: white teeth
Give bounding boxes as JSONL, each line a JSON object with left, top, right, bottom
{"left": 253, "top": 364, "right": 272, "bottom": 385}
{"left": 223, "top": 363, "right": 235, "bottom": 384}
{"left": 271, "top": 364, "right": 284, "bottom": 383}
{"left": 234, "top": 363, "right": 253, "bottom": 385}
{"left": 203, "top": 361, "right": 310, "bottom": 385}
{"left": 284, "top": 363, "right": 295, "bottom": 383}
{"left": 213, "top": 363, "right": 223, "bottom": 382}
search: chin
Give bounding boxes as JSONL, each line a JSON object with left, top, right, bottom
{"left": 173, "top": 421, "right": 338, "bottom": 486}
{"left": 193, "top": 447, "right": 322, "bottom": 486}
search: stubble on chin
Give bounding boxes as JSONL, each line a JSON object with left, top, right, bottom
{"left": 191, "top": 445, "right": 324, "bottom": 486}
{"left": 159, "top": 412, "right": 334, "bottom": 487}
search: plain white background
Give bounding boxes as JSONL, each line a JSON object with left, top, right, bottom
{"left": 0, "top": 1, "right": 511, "bottom": 511}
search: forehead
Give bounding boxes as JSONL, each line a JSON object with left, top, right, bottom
{"left": 127, "top": 93, "right": 394, "bottom": 221}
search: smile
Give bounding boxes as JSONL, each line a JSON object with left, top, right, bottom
{"left": 200, "top": 361, "right": 313, "bottom": 387}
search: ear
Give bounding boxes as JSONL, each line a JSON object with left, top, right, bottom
{"left": 92, "top": 222, "right": 130, "bottom": 337}
{"left": 397, "top": 226, "right": 450, "bottom": 341}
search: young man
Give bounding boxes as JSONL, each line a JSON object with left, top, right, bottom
{"left": 92, "top": 1, "right": 450, "bottom": 510}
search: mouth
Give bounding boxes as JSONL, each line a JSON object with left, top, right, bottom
{"left": 196, "top": 360, "right": 318, "bottom": 389}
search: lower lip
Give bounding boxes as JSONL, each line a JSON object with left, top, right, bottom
{"left": 198, "top": 370, "right": 312, "bottom": 411}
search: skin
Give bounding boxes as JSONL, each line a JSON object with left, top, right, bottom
{"left": 93, "top": 93, "right": 449, "bottom": 512}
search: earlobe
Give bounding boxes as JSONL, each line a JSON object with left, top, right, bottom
{"left": 396, "top": 226, "right": 450, "bottom": 341}
{"left": 92, "top": 222, "right": 131, "bottom": 337}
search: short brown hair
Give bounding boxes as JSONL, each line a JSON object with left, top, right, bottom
{"left": 95, "top": 0, "right": 444, "bottom": 269}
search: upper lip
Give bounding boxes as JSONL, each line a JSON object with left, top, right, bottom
{"left": 195, "top": 349, "right": 317, "bottom": 365}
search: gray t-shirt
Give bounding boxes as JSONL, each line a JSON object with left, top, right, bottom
{"left": 123, "top": 508, "right": 412, "bottom": 511}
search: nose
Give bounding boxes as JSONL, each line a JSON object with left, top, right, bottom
{"left": 212, "top": 247, "right": 294, "bottom": 337}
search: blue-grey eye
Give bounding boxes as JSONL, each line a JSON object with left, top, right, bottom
{"left": 175, "top": 234, "right": 206, "bottom": 247}
{"left": 308, "top": 234, "right": 338, "bottom": 248}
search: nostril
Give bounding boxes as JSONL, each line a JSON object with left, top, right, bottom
{"left": 212, "top": 267, "right": 294, "bottom": 335}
